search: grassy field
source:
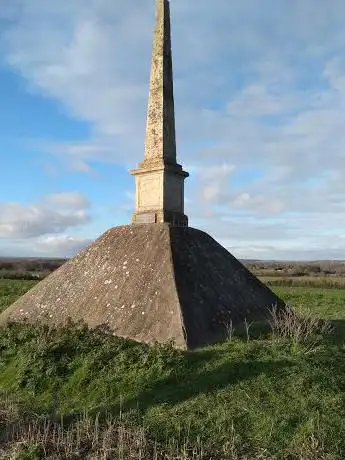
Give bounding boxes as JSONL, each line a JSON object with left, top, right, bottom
{"left": 0, "top": 279, "right": 344, "bottom": 459}
{"left": 0, "top": 279, "right": 37, "bottom": 313}
{"left": 259, "top": 276, "right": 345, "bottom": 289}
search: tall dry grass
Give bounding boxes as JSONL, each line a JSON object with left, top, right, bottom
{"left": 0, "top": 399, "right": 264, "bottom": 460}
{"left": 0, "top": 404, "right": 334, "bottom": 460}
{"left": 268, "top": 304, "right": 333, "bottom": 353}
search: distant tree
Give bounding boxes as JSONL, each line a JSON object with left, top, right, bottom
{"left": 0, "top": 262, "right": 14, "bottom": 270}
{"left": 308, "top": 265, "right": 321, "bottom": 274}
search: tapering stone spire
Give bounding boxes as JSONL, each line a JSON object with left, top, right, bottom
{"left": 144, "top": 0, "right": 176, "bottom": 164}
{"left": 130, "top": 0, "right": 189, "bottom": 226}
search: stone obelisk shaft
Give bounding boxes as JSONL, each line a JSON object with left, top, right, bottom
{"left": 130, "top": 0, "right": 189, "bottom": 226}
{"left": 144, "top": 0, "right": 176, "bottom": 165}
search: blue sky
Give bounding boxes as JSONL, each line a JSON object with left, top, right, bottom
{"left": 1, "top": 0, "right": 345, "bottom": 260}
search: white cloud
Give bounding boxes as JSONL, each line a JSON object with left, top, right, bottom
{"left": 226, "top": 84, "right": 293, "bottom": 117}
{"left": 202, "top": 184, "right": 223, "bottom": 203}
{"left": 196, "top": 162, "right": 236, "bottom": 204}
{"left": 0, "top": 193, "right": 91, "bottom": 238}
{"left": 34, "top": 235, "right": 92, "bottom": 257}
{"left": 198, "top": 163, "right": 236, "bottom": 180}
{"left": 323, "top": 58, "right": 345, "bottom": 92}
{"left": 45, "top": 192, "right": 90, "bottom": 209}
{"left": 232, "top": 193, "right": 285, "bottom": 214}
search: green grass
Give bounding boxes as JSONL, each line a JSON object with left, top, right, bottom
{"left": 0, "top": 279, "right": 37, "bottom": 313}
{"left": 275, "top": 286, "right": 345, "bottom": 318}
{"left": 0, "top": 280, "right": 345, "bottom": 459}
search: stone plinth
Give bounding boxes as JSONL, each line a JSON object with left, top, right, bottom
{"left": 130, "top": 161, "right": 188, "bottom": 226}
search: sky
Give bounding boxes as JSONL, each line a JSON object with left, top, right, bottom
{"left": 0, "top": 0, "right": 345, "bottom": 261}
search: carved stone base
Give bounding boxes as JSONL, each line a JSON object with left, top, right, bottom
{"left": 132, "top": 210, "right": 188, "bottom": 227}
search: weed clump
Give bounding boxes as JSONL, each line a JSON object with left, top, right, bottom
{"left": 268, "top": 304, "right": 333, "bottom": 353}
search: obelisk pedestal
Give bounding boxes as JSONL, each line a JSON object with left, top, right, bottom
{"left": 130, "top": 0, "right": 189, "bottom": 226}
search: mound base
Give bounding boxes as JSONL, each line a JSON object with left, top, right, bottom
{"left": 0, "top": 224, "right": 283, "bottom": 349}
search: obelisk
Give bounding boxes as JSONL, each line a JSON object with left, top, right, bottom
{"left": 130, "top": 0, "right": 189, "bottom": 226}
{"left": 0, "top": 0, "right": 285, "bottom": 350}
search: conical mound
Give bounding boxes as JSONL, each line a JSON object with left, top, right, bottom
{"left": 0, "top": 224, "right": 283, "bottom": 349}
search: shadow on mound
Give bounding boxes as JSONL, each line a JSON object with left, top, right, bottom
{"left": 125, "top": 356, "right": 293, "bottom": 414}
{"left": 67, "top": 317, "right": 345, "bottom": 421}
{"left": 328, "top": 319, "right": 345, "bottom": 346}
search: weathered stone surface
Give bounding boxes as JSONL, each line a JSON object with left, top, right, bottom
{"left": 130, "top": 0, "right": 189, "bottom": 226}
{"left": 144, "top": 0, "right": 177, "bottom": 163}
{"left": 0, "top": 224, "right": 283, "bottom": 349}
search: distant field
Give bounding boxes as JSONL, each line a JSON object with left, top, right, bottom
{"left": 1, "top": 256, "right": 345, "bottom": 282}
{"left": 274, "top": 285, "right": 345, "bottom": 319}
{"left": 259, "top": 275, "right": 345, "bottom": 289}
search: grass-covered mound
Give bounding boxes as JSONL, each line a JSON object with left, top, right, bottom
{"left": 1, "top": 280, "right": 345, "bottom": 459}
{"left": 1, "top": 305, "right": 345, "bottom": 459}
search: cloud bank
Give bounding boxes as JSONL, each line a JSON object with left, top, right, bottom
{"left": 1, "top": 0, "right": 345, "bottom": 259}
